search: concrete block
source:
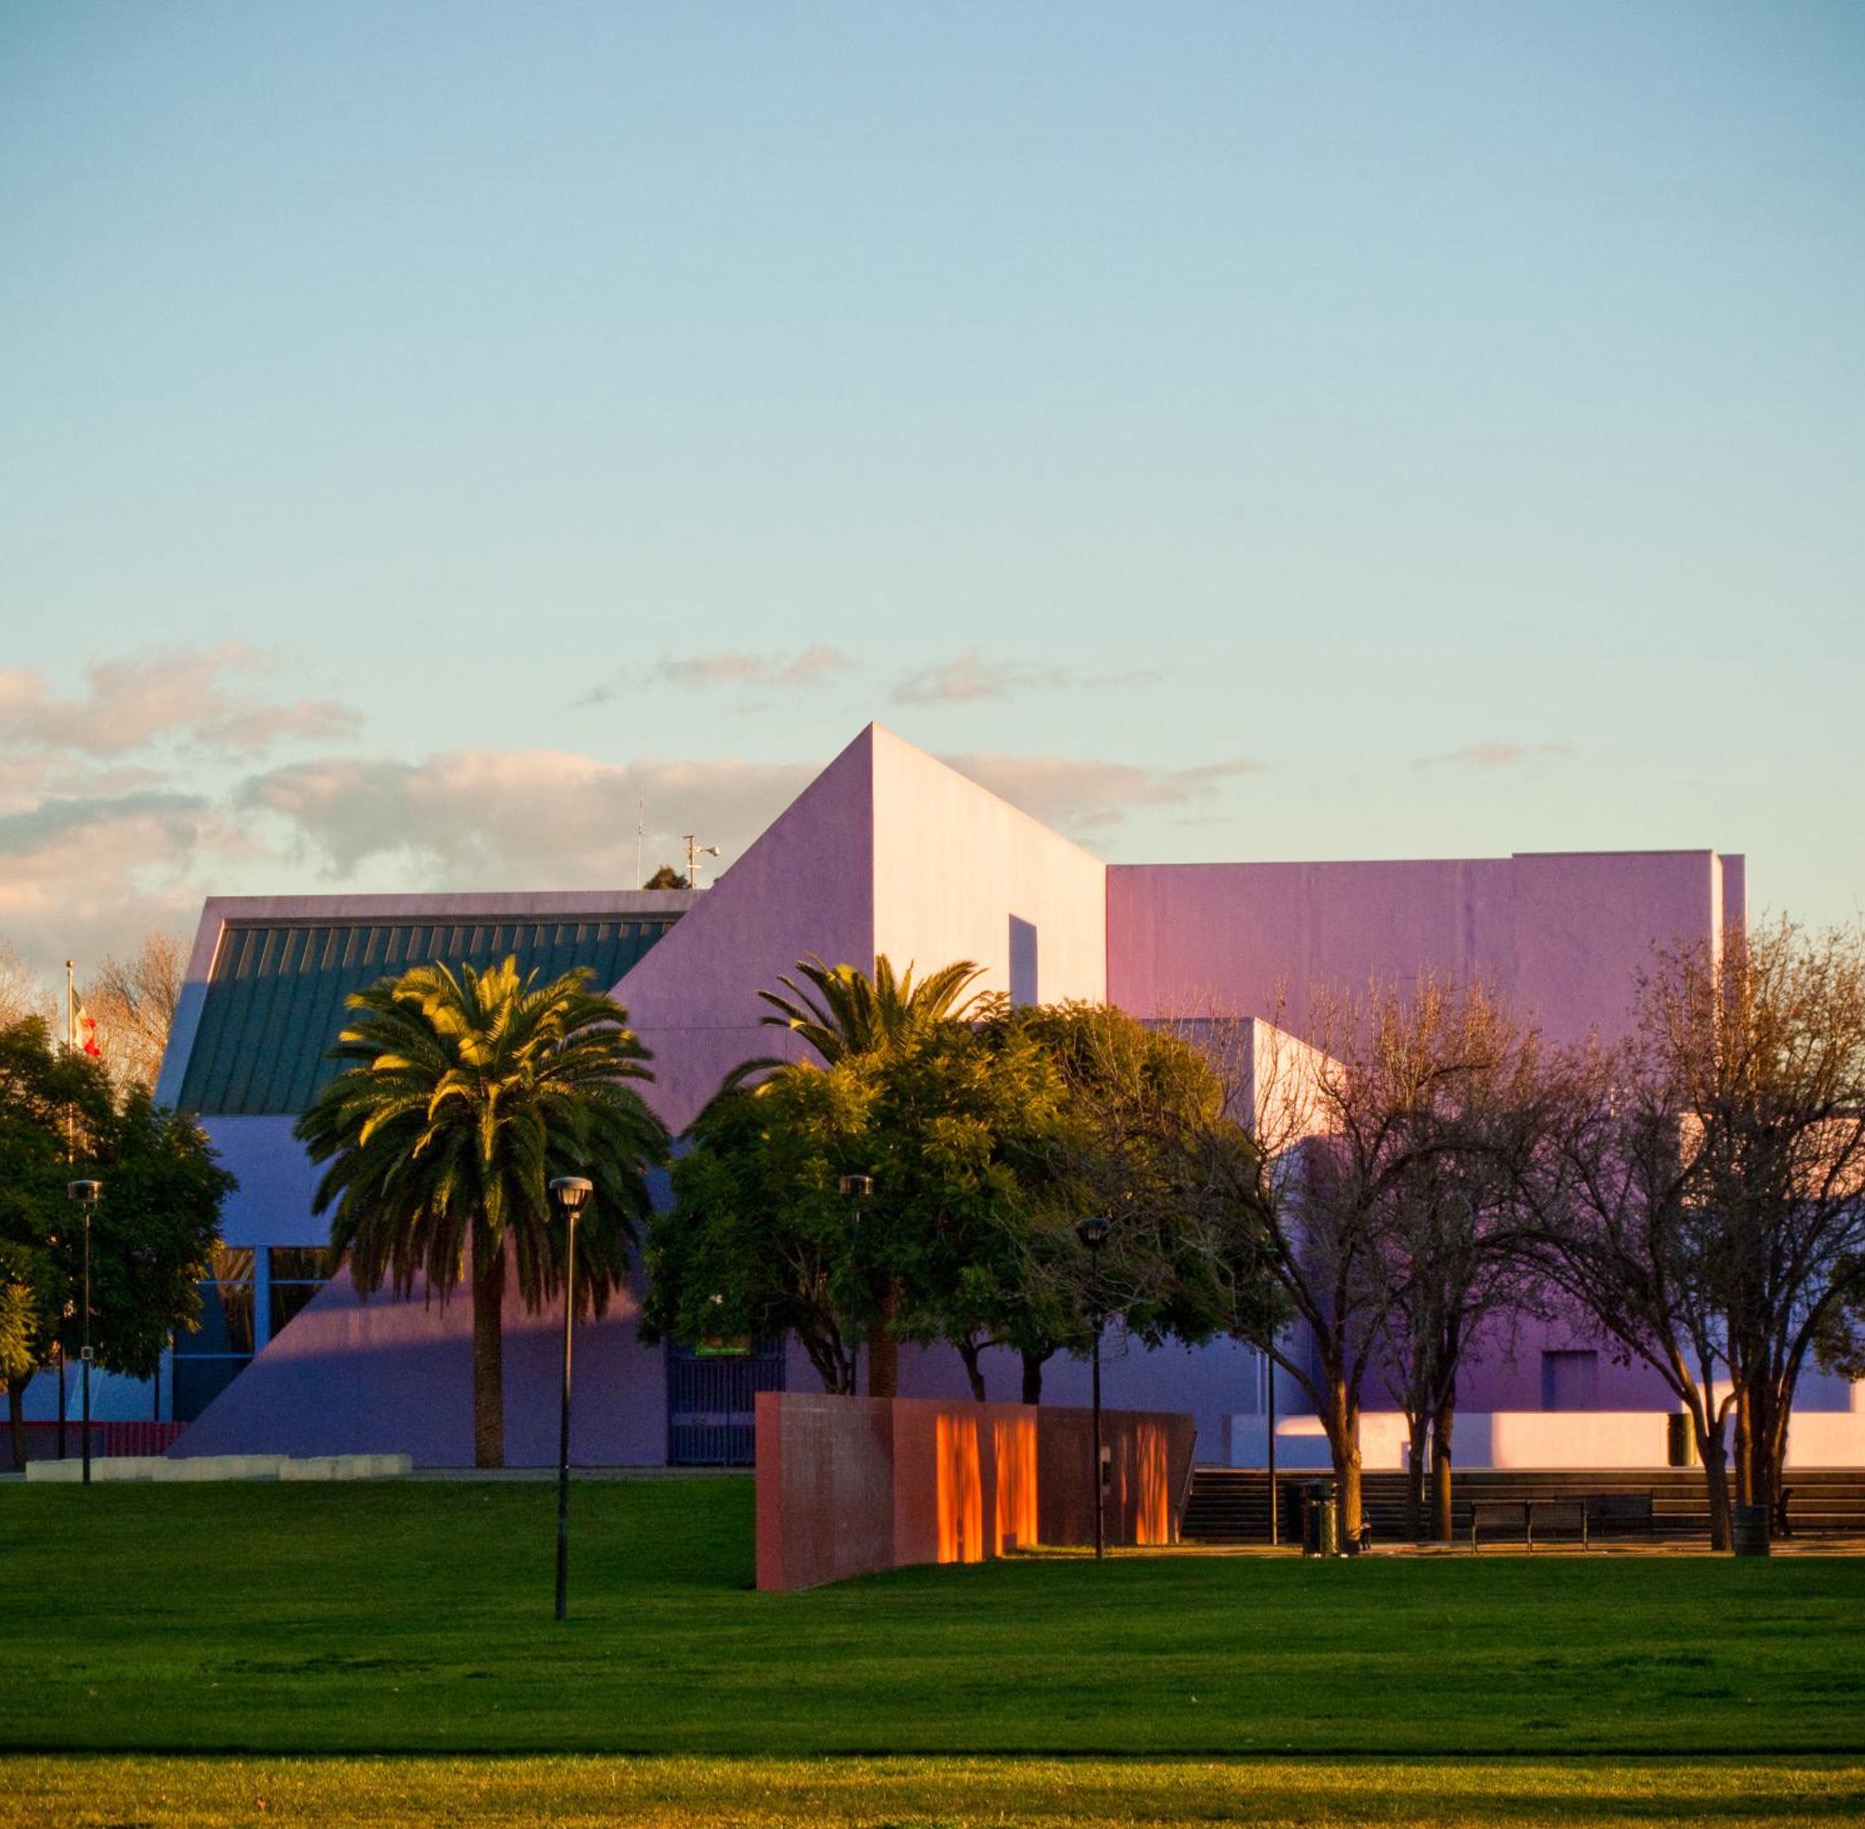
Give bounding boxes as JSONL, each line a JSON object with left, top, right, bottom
{"left": 24, "top": 1460, "right": 81, "bottom": 1482}
{"left": 278, "top": 1457, "right": 337, "bottom": 1481}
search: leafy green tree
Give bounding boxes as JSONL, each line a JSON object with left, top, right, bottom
{"left": 735, "top": 953, "right": 991, "bottom": 1394}
{"left": 295, "top": 957, "right": 669, "bottom": 1467}
{"left": 652, "top": 975, "right": 1260, "bottom": 1407}
{"left": 645, "top": 1063, "right": 876, "bottom": 1391}
{"left": 849, "top": 1015, "right": 1060, "bottom": 1401}
{"left": 648, "top": 1020, "right": 1044, "bottom": 1398}
{"left": 0, "top": 1014, "right": 229, "bottom": 1469}
{"left": 643, "top": 864, "right": 686, "bottom": 890}
{"left": 973, "top": 1002, "right": 1258, "bottom": 1402}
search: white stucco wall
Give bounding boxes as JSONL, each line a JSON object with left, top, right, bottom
{"left": 870, "top": 727, "right": 1107, "bottom": 1005}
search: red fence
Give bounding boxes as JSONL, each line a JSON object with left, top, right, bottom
{"left": 756, "top": 1392, "right": 1196, "bottom": 1590}
{"left": 5, "top": 1421, "right": 189, "bottom": 1470}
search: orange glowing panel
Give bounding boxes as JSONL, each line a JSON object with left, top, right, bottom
{"left": 935, "top": 1413, "right": 984, "bottom": 1564}
{"left": 1134, "top": 1423, "right": 1173, "bottom": 1546}
{"left": 992, "top": 1415, "right": 1039, "bottom": 1554}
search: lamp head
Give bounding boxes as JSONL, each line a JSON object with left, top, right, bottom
{"left": 67, "top": 1179, "right": 101, "bottom": 1205}
{"left": 1075, "top": 1214, "right": 1111, "bottom": 1251}
{"left": 548, "top": 1176, "right": 594, "bottom": 1217}
{"left": 837, "top": 1173, "right": 875, "bottom": 1201}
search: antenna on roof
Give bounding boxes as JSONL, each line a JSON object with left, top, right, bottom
{"left": 683, "top": 834, "right": 721, "bottom": 889}
{"left": 635, "top": 796, "right": 644, "bottom": 890}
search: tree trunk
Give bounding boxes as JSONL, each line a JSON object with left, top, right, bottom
{"left": 865, "top": 1283, "right": 900, "bottom": 1399}
{"left": 865, "top": 1321, "right": 898, "bottom": 1398}
{"left": 1403, "top": 1415, "right": 1427, "bottom": 1543}
{"left": 1431, "top": 1394, "right": 1457, "bottom": 1543}
{"left": 1732, "top": 1383, "right": 1754, "bottom": 1510}
{"left": 471, "top": 1239, "right": 506, "bottom": 1469}
{"left": 6, "top": 1374, "right": 27, "bottom": 1474}
{"left": 1694, "top": 1407, "right": 1732, "bottom": 1553}
{"left": 1020, "top": 1351, "right": 1044, "bottom": 1405}
{"left": 1741, "top": 1372, "right": 1789, "bottom": 1533}
{"left": 1321, "top": 1372, "right": 1363, "bottom": 1545}
{"left": 1760, "top": 1385, "right": 1794, "bottom": 1535}
{"left": 957, "top": 1338, "right": 988, "bottom": 1403}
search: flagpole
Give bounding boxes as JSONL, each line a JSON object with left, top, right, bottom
{"left": 61, "top": 961, "right": 74, "bottom": 1461}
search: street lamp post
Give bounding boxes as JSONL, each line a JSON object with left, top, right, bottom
{"left": 1075, "top": 1214, "right": 1111, "bottom": 1559}
{"left": 548, "top": 1175, "right": 593, "bottom": 1622}
{"left": 68, "top": 1180, "right": 101, "bottom": 1486}
{"left": 837, "top": 1174, "right": 875, "bottom": 1396}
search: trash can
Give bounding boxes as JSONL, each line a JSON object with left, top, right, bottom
{"left": 1732, "top": 1505, "right": 1771, "bottom": 1558}
{"left": 1303, "top": 1480, "right": 1341, "bottom": 1558}
{"left": 1666, "top": 1412, "right": 1697, "bottom": 1468}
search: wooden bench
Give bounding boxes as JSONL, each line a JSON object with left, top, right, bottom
{"left": 1469, "top": 1497, "right": 1591, "bottom": 1552}
{"left": 1586, "top": 1493, "right": 1655, "bottom": 1538}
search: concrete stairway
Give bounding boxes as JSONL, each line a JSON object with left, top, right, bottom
{"left": 1182, "top": 1465, "right": 1865, "bottom": 1544}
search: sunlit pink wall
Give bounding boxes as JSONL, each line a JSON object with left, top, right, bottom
{"left": 615, "top": 727, "right": 877, "bottom": 1135}
{"left": 1108, "top": 849, "right": 1741, "bottom": 1048}
{"left": 871, "top": 726, "right": 1107, "bottom": 1006}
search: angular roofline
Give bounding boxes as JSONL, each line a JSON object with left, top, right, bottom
{"left": 181, "top": 890, "right": 695, "bottom": 980}
{"left": 158, "top": 889, "right": 696, "bottom": 1109}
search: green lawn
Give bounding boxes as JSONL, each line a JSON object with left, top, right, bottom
{"left": 4, "top": 1477, "right": 1864, "bottom": 1760}
{"left": 6, "top": 1755, "right": 1865, "bottom": 1829}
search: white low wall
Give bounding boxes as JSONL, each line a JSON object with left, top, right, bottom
{"left": 25, "top": 1453, "right": 412, "bottom": 1484}
{"left": 1226, "top": 1402, "right": 1865, "bottom": 1470}
{"left": 1783, "top": 1411, "right": 1865, "bottom": 1467}
{"left": 1227, "top": 1411, "right": 1672, "bottom": 1470}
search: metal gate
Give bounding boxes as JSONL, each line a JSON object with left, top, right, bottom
{"left": 665, "top": 1339, "right": 786, "bottom": 1466}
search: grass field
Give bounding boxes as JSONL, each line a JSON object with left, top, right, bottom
{"left": 6, "top": 1755, "right": 1865, "bottom": 1829}
{"left": 5, "top": 1475, "right": 1864, "bottom": 1822}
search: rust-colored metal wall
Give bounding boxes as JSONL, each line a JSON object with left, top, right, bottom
{"left": 756, "top": 1391, "right": 1195, "bottom": 1590}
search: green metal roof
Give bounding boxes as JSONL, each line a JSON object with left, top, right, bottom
{"left": 176, "top": 914, "right": 677, "bottom": 1116}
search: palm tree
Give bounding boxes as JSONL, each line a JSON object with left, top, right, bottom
{"left": 747, "top": 953, "right": 990, "bottom": 1396}
{"left": 756, "top": 955, "right": 990, "bottom": 1065}
{"left": 295, "top": 957, "right": 668, "bottom": 1468}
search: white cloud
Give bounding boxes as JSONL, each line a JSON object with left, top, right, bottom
{"left": 0, "top": 642, "right": 359, "bottom": 759}
{"left": 893, "top": 649, "right": 1158, "bottom": 706}
{"left": 942, "top": 752, "right": 1262, "bottom": 833}
{"left": 244, "top": 749, "right": 817, "bottom": 883}
{"left": 659, "top": 646, "right": 855, "bottom": 691}
{"left": 575, "top": 646, "right": 856, "bottom": 708}
{"left": 0, "top": 790, "right": 251, "bottom": 980}
{"left": 1419, "top": 740, "right": 1577, "bottom": 771}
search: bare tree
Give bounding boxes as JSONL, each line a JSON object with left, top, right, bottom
{"left": 88, "top": 932, "right": 186, "bottom": 1092}
{"left": 1663, "top": 922, "right": 1865, "bottom": 1525}
{"left": 0, "top": 941, "right": 52, "bottom": 1029}
{"left": 1525, "top": 1037, "right": 1743, "bottom": 1547}
{"left": 1526, "top": 922, "right": 1865, "bottom": 1550}
{"left": 1378, "top": 990, "right": 1554, "bottom": 1541}
{"left": 1181, "top": 987, "right": 1513, "bottom": 1545}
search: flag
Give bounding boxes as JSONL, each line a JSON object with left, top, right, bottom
{"left": 74, "top": 1002, "right": 101, "bottom": 1058}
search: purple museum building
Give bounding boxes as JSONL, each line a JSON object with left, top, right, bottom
{"left": 60, "top": 725, "right": 1865, "bottom": 1470}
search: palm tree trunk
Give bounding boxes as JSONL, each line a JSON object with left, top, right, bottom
{"left": 472, "top": 1239, "right": 505, "bottom": 1469}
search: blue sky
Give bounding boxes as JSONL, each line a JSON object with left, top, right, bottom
{"left": 1, "top": 3, "right": 1861, "bottom": 977}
